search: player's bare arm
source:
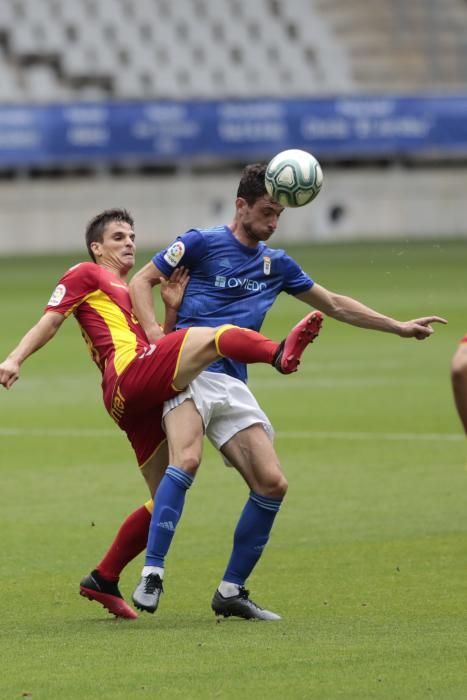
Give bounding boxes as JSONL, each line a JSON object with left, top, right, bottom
{"left": 296, "top": 283, "right": 447, "bottom": 339}
{"left": 0, "top": 311, "right": 64, "bottom": 389}
{"left": 130, "top": 260, "right": 167, "bottom": 343}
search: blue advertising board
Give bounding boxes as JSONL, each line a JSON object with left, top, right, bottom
{"left": 0, "top": 95, "right": 465, "bottom": 167}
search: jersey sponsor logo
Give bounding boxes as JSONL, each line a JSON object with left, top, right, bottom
{"left": 47, "top": 284, "right": 66, "bottom": 306}
{"left": 214, "top": 276, "right": 267, "bottom": 292}
{"left": 163, "top": 241, "right": 185, "bottom": 268}
{"left": 263, "top": 256, "right": 271, "bottom": 275}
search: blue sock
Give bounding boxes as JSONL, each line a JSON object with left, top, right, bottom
{"left": 145, "top": 466, "right": 193, "bottom": 567}
{"left": 222, "top": 491, "right": 283, "bottom": 586}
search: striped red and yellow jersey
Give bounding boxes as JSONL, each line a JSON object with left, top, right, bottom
{"left": 45, "top": 262, "right": 148, "bottom": 386}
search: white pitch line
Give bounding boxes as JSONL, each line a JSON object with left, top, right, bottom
{"left": 0, "top": 427, "right": 116, "bottom": 437}
{"left": 275, "top": 430, "right": 463, "bottom": 442}
{"left": 0, "top": 427, "right": 463, "bottom": 442}
{"left": 249, "top": 377, "right": 423, "bottom": 389}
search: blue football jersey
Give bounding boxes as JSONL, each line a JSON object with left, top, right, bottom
{"left": 153, "top": 225, "right": 313, "bottom": 382}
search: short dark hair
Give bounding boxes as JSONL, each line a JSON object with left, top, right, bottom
{"left": 236, "top": 163, "right": 268, "bottom": 205}
{"left": 85, "top": 208, "right": 134, "bottom": 262}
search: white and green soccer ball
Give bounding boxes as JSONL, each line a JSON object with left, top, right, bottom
{"left": 265, "top": 149, "right": 323, "bottom": 207}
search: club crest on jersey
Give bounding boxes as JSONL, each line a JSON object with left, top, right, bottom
{"left": 263, "top": 256, "right": 271, "bottom": 275}
{"left": 47, "top": 284, "right": 66, "bottom": 306}
{"left": 164, "top": 241, "right": 185, "bottom": 268}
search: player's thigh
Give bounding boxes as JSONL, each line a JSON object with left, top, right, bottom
{"left": 221, "top": 424, "right": 288, "bottom": 498}
{"left": 163, "top": 398, "right": 205, "bottom": 473}
{"left": 140, "top": 441, "right": 169, "bottom": 497}
{"left": 174, "top": 327, "right": 219, "bottom": 389}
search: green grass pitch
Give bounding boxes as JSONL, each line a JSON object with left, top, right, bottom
{"left": 0, "top": 240, "right": 466, "bottom": 699}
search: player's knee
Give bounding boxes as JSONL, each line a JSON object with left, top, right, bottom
{"left": 260, "top": 473, "right": 288, "bottom": 499}
{"left": 275, "top": 474, "right": 288, "bottom": 498}
{"left": 173, "top": 452, "right": 201, "bottom": 476}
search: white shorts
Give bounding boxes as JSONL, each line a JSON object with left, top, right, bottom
{"left": 162, "top": 371, "right": 274, "bottom": 455}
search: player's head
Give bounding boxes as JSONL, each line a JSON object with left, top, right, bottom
{"left": 235, "top": 164, "right": 284, "bottom": 243}
{"left": 237, "top": 163, "right": 269, "bottom": 204}
{"left": 85, "top": 208, "right": 135, "bottom": 262}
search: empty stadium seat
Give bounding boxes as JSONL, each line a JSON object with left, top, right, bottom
{"left": 0, "top": 0, "right": 466, "bottom": 103}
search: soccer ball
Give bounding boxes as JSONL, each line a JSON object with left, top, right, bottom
{"left": 265, "top": 149, "right": 323, "bottom": 207}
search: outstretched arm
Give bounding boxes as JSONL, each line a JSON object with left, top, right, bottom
{"left": 130, "top": 261, "right": 167, "bottom": 343}
{"left": 0, "top": 311, "right": 65, "bottom": 389}
{"left": 296, "top": 284, "right": 447, "bottom": 339}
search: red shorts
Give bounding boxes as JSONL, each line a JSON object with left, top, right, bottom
{"left": 103, "top": 328, "right": 189, "bottom": 466}
{"left": 461, "top": 335, "right": 467, "bottom": 344}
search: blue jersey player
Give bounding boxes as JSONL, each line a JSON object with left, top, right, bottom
{"left": 80, "top": 164, "right": 446, "bottom": 621}
{"left": 152, "top": 225, "right": 314, "bottom": 383}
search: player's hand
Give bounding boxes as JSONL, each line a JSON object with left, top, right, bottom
{"left": 0, "top": 358, "right": 20, "bottom": 389}
{"left": 398, "top": 316, "right": 448, "bottom": 340}
{"left": 145, "top": 325, "right": 165, "bottom": 343}
{"left": 160, "top": 267, "right": 190, "bottom": 311}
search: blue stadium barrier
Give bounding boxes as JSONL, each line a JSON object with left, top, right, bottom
{"left": 0, "top": 94, "right": 465, "bottom": 167}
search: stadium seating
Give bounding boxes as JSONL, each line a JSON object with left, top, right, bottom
{"left": 1, "top": 0, "right": 467, "bottom": 103}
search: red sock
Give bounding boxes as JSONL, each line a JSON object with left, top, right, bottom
{"left": 216, "top": 326, "right": 278, "bottom": 365}
{"left": 95, "top": 505, "right": 151, "bottom": 581}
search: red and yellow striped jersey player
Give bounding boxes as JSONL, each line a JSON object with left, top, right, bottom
{"left": 0, "top": 208, "right": 323, "bottom": 619}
